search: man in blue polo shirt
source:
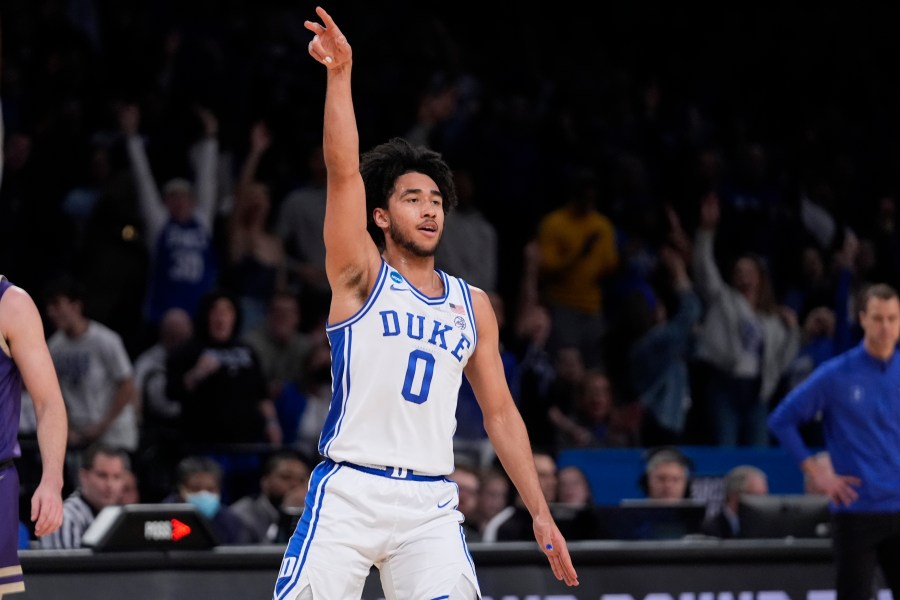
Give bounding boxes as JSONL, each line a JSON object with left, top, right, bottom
{"left": 769, "top": 282, "right": 900, "bottom": 600}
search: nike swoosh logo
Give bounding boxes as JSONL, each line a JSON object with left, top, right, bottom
{"left": 437, "top": 498, "right": 453, "bottom": 509}
{"left": 390, "top": 285, "right": 410, "bottom": 292}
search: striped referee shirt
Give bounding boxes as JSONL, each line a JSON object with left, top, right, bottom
{"left": 40, "top": 492, "right": 96, "bottom": 549}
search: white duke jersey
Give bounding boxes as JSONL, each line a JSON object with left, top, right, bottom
{"left": 320, "top": 260, "right": 478, "bottom": 476}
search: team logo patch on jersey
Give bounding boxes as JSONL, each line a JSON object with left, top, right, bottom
{"left": 454, "top": 316, "right": 467, "bottom": 330}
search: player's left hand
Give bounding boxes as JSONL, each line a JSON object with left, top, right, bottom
{"left": 533, "top": 512, "right": 579, "bottom": 587}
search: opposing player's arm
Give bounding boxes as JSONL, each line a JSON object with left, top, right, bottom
{"left": 306, "top": 7, "right": 381, "bottom": 317}
{"left": 0, "top": 285, "right": 66, "bottom": 536}
{"left": 464, "top": 287, "right": 579, "bottom": 586}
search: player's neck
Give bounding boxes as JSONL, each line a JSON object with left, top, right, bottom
{"left": 382, "top": 250, "right": 440, "bottom": 294}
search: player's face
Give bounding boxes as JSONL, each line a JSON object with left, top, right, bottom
{"left": 382, "top": 172, "right": 444, "bottom": 257}
{"left": 860, "top": 296, "right": 900, "bottom": 357}
{"left": 80, "top": 454, "right": 127, "bottom": 509}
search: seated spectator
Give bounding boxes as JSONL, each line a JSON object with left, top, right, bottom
{"left": 639, "top": 446, "right": 692, "bottom": 502}
{"left": 120, "top": 468, "right": 141, "bottom": 504}
{"left": 700, "top": 465, "right": 769, "bottom": 539}
{"left": 472, "top": 468, "right": 511, "bottom": 540}
{"left": 449, "top": 461, "right": 482, "bottom": 542}
{"left": 482, "top": 452, "right": 557, "bottom": 542}
{"left": 553, "top": 465, "right": 598, "bottom": 541}
{"left": 163, "top": 455, "right": 252, "bottom": 545}
{"left": 41, "top": 443, "right": 129, "bottom": 549}
{"left": 557, "top": 465, "right": 593, "bottom": 507}
{"left": 230, "top": 449, "right": 311, "bottom": 544}
{"left": 133, "top": 306, "right": 193, "bottom": 501}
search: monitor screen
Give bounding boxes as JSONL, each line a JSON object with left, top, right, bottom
{"left": 593, "top": 500, "right": 707, "bottom": 540}
{"left": 81, "top": 504, "right": 221, "bottom": 551}
{"left": 737, "top": 494, "right": 831, "bottom": 539}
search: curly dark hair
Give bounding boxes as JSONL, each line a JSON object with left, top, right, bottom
{"left": 359, "top": 137, "right": 457, "bottom": 251}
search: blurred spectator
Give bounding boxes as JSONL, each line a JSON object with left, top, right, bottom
{"left": 782, "top": 245, "right": 835, "bottom": 324}
{"left": 230, "top": 449, "right": 311, "bottom": 544}
{"left": 44, "top": 276, "right": 138, "bottom": 477}
{"left": 120, "top": 468, "right": 140, "bottom": 504}
{"left": 449, "top": 461, "right": 482, "bottom": 542}
{"left": 630, "top": 245, "right": 702, "bottom": 446}
{"left": 41, "top": 443, "right": 129, "bottom": 549}
{"left": 472, "top": 468, "right": 511, "bottom": 540}
{"left": 552, "top": 464, "right": 598, "bottom": 541}
{"left": 163, "top": 455, "right": 252, "bottom": 545}
{"left": 785, "top": 306, "right": 838, "bottom": 392}
{"left": 132, "top": 306, "right": 193, "bottom": 501}
{"left": 511, "top": 240, "right": 558, "bottom": 450}
{"left": 692, "top": 191, "right": 800, "bottom": 446}
{"left": 223, "top": 121, "right": 286, "bottom": 334}
{"left": 541, "top": 346, "right": 587, "bottom": 453}
{"left": 275, "top": 144, "right": 330, "bottom": 325}
{"left": 536, "top": 167, "right": 619, "bottom": 368}
{"left": 482, "top": 451, "right": 557, "bottom": 542}
{"left": 639, "top": 446, "right": 692, "bottom": 502}
{"left": 435, "top": 168, "right": 498, "bottom": 292}
{"left": 242, "top": 290, "right": 312, "bottom": 404}
{"left": 167, "top": 289, "right": 280, "bottom": 447}
{"left": 556, "top": 368, "right": 638, "bottom": 449}
{"left": 700, "top": 465, "right": 769, "bottom": 539}
{"left": 454, "top": 291, "right": 517, "bottom": 467}
{"left": 119, "top": 103, "right": 220, "bottom": 338}
{"left": 557, "top": 465, "right": 593, "bottom": 507}
{"left": 166, "top": 289, "right": 281, "bottom": 502}
{"left": 277, "top": 326, "right": 331, "bottom": 459}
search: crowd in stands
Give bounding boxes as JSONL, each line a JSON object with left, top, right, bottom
{"left": 4, "top": 2, "right": 900, "bottom": 546}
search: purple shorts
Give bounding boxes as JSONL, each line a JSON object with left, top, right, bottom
{"left": 0, "top": 462, "right": 25, "bottom": 596}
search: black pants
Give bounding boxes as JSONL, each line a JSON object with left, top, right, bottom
{"left": 831, "top": 511, "right": 900, "bottom": 600}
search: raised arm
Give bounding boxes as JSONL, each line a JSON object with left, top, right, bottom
{"left": 0, "top": 285, "right": 66, "bottom": 537}
{"left": 305, "top": 7, "right": 381, "bottom": 318}
{"left": 464, "top": 287, "right": 579, "bottom": 587}
{"left": 119, "top": 104, "right": 167, "bottom": 247}
{"left": 691, "top": 191, "right": 727, "bottom": 303}
{"left": 190, "top": 106, "right": 219, "bottom": 230}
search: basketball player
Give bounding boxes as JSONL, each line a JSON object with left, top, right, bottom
{"left": 1, "top": 23, "right": 69, "bottom": 595}
{"left": 0, "top": 280, "right": 69, "bottom": 594}
{"left": 273, "top": 7, "right": 579, "bottom": 599}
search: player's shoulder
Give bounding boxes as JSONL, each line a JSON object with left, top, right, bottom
{"left": 0, "top": 279, "right": 37, "bottom": 318}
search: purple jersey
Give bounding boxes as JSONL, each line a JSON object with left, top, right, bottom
{"left": 0, "top": 277, "right": 25, "bottom": 595}
{"left": 0, "top": 277, "right": 23, "bottom": 463}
